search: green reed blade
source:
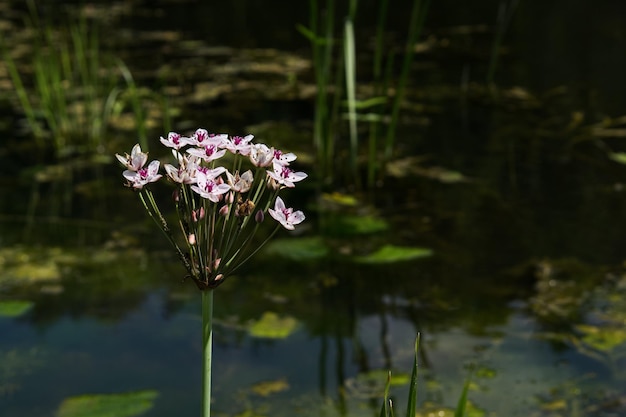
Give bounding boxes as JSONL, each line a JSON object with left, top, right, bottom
{"left": 117, "top": 60, "right": 148, "bottom": 150}
{"left": 406, "top": 333, "right": 420, "bottom": 417}
{"left": 454, "top": 367, "right": 473, "bottom": 417}
{"left": 344, "top": 18, "right": 358, "bottom": 180}
{"left": 384, "top": 0, "right": 431, "bottom": 160}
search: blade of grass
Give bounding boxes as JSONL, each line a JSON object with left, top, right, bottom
{"left": 117, "top": 60, "right": 148, "bottom": 150}
{"left": 405, "top": 333, "right": 420, "bottom": 417}
{"left": 384, "top": 0, "right": 431, "bottom": 160}
{"left": 343, "top": 17, "right": 358, "bottom": 182}
{"left": 454, "top": 367, "right": 474, "bottom": 417}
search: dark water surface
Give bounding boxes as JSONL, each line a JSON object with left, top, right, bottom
{"left": 2, "top": 1, "right": 626, "bottom": 416}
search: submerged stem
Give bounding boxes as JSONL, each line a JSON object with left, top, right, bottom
{"left": 202, "top": 290, "right": 213, "bottom": 417}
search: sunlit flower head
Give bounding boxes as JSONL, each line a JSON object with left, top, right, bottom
{"left": 187, "top": 144, "right": 227, "bottom": 162}
{"left": 227, "top": 170, "right": 254, "bottom": 193}
{"left": 123, "top": 160, "right": 163, "bottom": 189}
{"left": 160, "top": 131, "right": 192, "bottom": 150}
{"left": 268, "top": 196, "right": 305, "bottom": 230}
{"left": 224, "top": 134, "right": 253, "bottom": 156}
{"left": 273, "top": 149, "right": 297, "bottom": 166}
{"left": 266, "top": 161, "right": 307, "bottom": 188}
{"left": 190, "top": 170, "right": 231, "bottom": 202}
{"left": 116, "top": 144, "right": 148, "bottom": 172}
{"left": 191, "top": 129, "right": 226, "bottom": 147}
{"left": 249, "top": 143, "right": 275, "bottom": 167}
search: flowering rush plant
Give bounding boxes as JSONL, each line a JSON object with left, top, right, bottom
{"left": 116, "top": 129, "right": 307, "bottom": 290}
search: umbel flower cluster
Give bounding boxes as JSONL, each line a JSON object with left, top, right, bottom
{"left": 116, "top": 129, "right": 307, "bottom": 290}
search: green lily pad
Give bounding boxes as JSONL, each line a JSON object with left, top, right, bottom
{"left": 575, "top": 324, "right": 626, "bottom": 352}
{"left": 609, "top": 152, "right": 626, "bottom": 165}
{"left": 248, "top": 312, "right": 298, "bottom": 339}
{"left": 250, "top": 378, "right": 290, "bottom": 396}
{"left": 0, "top": 300, "right": 34, "bottom": 318}
{"left": 354, "top": 245, "right": 433, "bottom": 264}
{"left": 57, "top": 390, "right": 158, "bottom": 417}
{"left": 320, "top": 192, "right": 359, "bottom": 207}
{"left": 358, "top": 369, "right": 410, "bottom": 386}
{"left": 264, "top": 237, "right": 328, "bottom": 261}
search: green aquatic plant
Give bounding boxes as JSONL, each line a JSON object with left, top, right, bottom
{"left": 116, "top": 129, "right": 307, "bottom": 417}
{"left": 0, "top": 300, "right": 34, "bottom": 318}
{"left": 299, "top": 0, "right": 430, "bottom": 187}
{"left": 56, "top": 390, "right": 158, "bottom": 417}
{"left": 1, "top": 1, "right": 167, "bottom": 160}
{"left": 1, "top": 1, "right": 118, "bottom": 158}
{"left": 379, "top": 335, "right": 472, "bottom": 417}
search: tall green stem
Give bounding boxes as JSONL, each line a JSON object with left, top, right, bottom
{"left": 202, "top": 290, "right": 214, "bottom": 417}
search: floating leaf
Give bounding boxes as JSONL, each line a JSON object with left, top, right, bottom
{"left": 264, "top": 237, "right": 328, "bottom": 261}
{"left": 248, "top": 312, "right": 298, "bottom": 339}
{"left": 250, "top": 378, "right": 290, "bottom": 396}
{"left": 320, "top": 192, "right": 359, "bottom": 207}
{"left": 354, "top": 245, "right": 433, "bottom": 264}
{"left": 575, "top": 324, "right": 626, "bottom": 353}
{"left": 57, "top": 390, "right": 158, "bottom": 417}
{"left": 609, "top": 152, "right": 626, "bottom": 165}
{"left": 0, "top": 300, "right": 33, "bottom": 318}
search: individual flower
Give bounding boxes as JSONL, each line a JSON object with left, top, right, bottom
{"left": 187, "top": 144, "right": 226, "bottom": 162}
{"left": 164, "top": 153, "right": 200, "bottom": 184}
{"left": 159, "top": 131, "right": 192, "bottom": 150}
{"left": 273, "top": 149, "right": 297, "bottom": 166}
{"left": 266, "top": 161, "right": 308, "bottom": 188}
{"left": 123, "top": 160, "right": 163, "bottom": 189}
{"left": 268, "top": 196, "right": 305, "bottom": 230}
{"left": 190, "top": 128, "right": 226, "bottom": 147}
{"left": 226, "top": 170, "right": 254, "bottom": 193}
{"left": 249, "top": 143, "right": 275, "bottom": 167}
{"left": 116, "top": 144, "right": 148, "bottom": 172}
{"left": 191, "top": 169, "right": 231, "bottom": 202}
{"left": 224, "top": 135, "right": 253, "bottom": 155}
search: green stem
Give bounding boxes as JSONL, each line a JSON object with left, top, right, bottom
{"left": 202, "top": 290, "right": 214, "bottom": 417}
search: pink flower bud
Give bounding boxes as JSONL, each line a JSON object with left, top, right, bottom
{"left": 188, "top": 234, "right": 196, "bottom": 245}
{"left": 255, "top": 210, "right": 264, "bottom": 223}
{"left": 172, "top": 189, "right": 180, "bottom": 202}
{"left": 219, "top": 205, "right": 229, "bottom": 216}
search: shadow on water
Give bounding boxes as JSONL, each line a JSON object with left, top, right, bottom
{"left": 2, "top": 0, "right": 626, "bottom": 416}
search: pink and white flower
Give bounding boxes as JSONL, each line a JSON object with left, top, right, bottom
{"left": 116, "top": 144, "right": 148, "bottom": 172}
{"left": 227, "top": 170, "right": 254, "bottom": 193}
{"left": 249, "top": 143, "right": 275, "bottom": 167}
{"left": 266, "top": 161, "right": 307, "bottom": 188}
{"left": 164, "top": 153, "right": 200, "bottom": 184}
{"left": 123, "top": 160, "right": 163, "bottom": 189}
{"left": 224, "top": 135, "right": 253, "bottom": 155}
{"left": 268, "top": 197, "right": 305, "bottom": 230}
{"left": 190, "top": 129, "right": 227, "bottom": 147}
{"left": 273, "top": 149, "right": 297, "bottom": 166}
{"left": 191, "top": 169, "right": 231, "bottom": 202}
{"left": 159, "top": 132, "right": 192, "bottom": 150}
{"left": 187, "top": 144, "right": 226, "bottom": 162}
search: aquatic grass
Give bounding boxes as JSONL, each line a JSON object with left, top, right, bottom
{"left": 301, "top": 0, "right": 430, "bottom": 187}
{"left": 486, "top": 0, "right": 521, "bottom": 86}
{"left": 383, "top": 0, "right": 431, "bottom": 162}
{"left": 1, "top": 1, "right": 148, "bottom": 159}
{"left": 344, "top": 0, "right": 359, "bottom": 183}
{"left": 380, "top": 334, "right": 471, "bottom": 417}
{"left": 116, "top": 60, "right": 149, "bottom": 151}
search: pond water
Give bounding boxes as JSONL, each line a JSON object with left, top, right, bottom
{"left": 2, "top": 1, "right": 626, "bottom": 416}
